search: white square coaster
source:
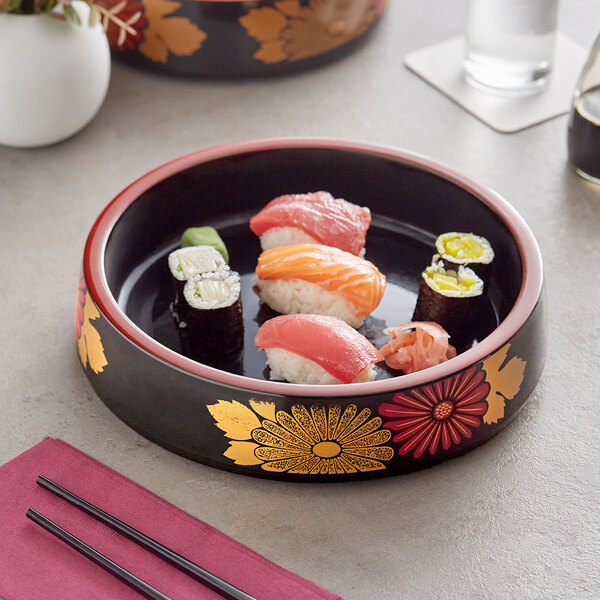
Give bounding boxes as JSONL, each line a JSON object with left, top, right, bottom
{"left": 404, "top": 34, "right": 588, "bottom": 133}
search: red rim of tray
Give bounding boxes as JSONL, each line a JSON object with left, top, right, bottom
{"left": 83, "top": 137, "right": 544, "bottom": 397}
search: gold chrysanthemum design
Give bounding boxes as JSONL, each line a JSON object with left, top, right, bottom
{"left": 207, "top": 400, "right": 393, "bottom": 475}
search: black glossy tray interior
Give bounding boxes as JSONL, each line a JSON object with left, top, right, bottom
{"left": 105, "top": 148, "right": 522, "bottom": 380}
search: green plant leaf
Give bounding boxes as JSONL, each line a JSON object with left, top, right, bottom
{"left": 63, "top": 3, "right": 81, "bottom": 25}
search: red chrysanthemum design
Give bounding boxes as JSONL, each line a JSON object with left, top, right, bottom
{"left": 379, "top": 366, "right": 490, "bottom": 458}
{"left": 74, "top": 270, "right": 86, "bottom": 341}
{"left": 94, "top": 0, "right": 148, "bottom": 51}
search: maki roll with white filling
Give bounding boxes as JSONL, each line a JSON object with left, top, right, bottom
{"left": 180, "top": 269, "right": 243, "bottom": 360}
{"left": 168, "top": 245, "right": 226, "bottom": 281}
{"left": 434, "top": 232, "right": 494, "bottom": 282}
{"left": 168, "top": 245, "right": 227, "bottom": 323}
{"left": 412, "top": 261, "right": 484, "bottom": 352}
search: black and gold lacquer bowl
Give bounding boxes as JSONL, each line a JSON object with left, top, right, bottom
{"left": 106, "top": 0, "right": 389, "bottom": 78}
{"left": 77, "top": 138, "right": 546, "bottom": 481}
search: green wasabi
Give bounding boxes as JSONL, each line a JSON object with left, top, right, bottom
{"left": 180, "top": 226, "right": 229, "bottom": 263}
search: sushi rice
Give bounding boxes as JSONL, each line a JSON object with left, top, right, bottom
{"left": 259, "top": 227, "right": 319, "bottom": 252}
{"left": 256, "top": 278, "right": 365, "bottom": 328}
{"left": 260, "top": 226, "right": 366, "bottom": 257}
{"left": 265, "top": 348, "right": 376, "bottom": 385}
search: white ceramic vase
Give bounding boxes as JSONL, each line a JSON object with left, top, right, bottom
{"left": 0, "top": 2, "right": 111, "bottom": 148}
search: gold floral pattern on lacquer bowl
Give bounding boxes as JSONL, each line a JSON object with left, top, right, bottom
{"left": 205, "top": 342, "right": 527, "bottom": 474}
{"left": 98, "top": 0, "right": 389, "bottom": 78}
{"left": 75, "top": 269, "right": 107, "bottom": 374}
{"left": 78, "top": 138, "right": 546, "bottom": 481}
{"left": 208, "top": 401, "right": 394, "bottom": 475}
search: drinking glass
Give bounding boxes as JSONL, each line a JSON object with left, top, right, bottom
{"left": 463, "top": 0, "right": 560, "bottom": 96}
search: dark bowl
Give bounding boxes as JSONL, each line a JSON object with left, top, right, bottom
{"left": 77, "top": 138, "right": 546, "bottom": 481}
{"left": 105, "top": 0, "right": 389, "bottom": 79}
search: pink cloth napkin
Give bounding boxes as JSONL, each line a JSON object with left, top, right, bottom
{"left": 0, "top": 438, "right": 342, "bottom": 600}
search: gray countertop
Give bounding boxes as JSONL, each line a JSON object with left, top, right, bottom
{"left": 1, "top": 2, "right": 599, "bottom": 598}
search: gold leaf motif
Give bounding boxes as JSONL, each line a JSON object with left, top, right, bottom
{"left": 482, "top": 344, "right": 527, "bottom": 424}
{"left": 239, "top": 0, "right": 375, "bottom": 64}
{"left": 249, "top": 399, "right": 277, "bottom": 422}
{"left": 254, "top": 40, "right": 288, "bottom": 64}
{"left": 275, "top": 0, "right": 301, "bottom": 17}
{"left": 78, "top": 292, "right": 107, "bottom": 374}
{"left": 139, "top": 0, "right": 206, "bottom": 63}
{"left": 83, "top": 291, "right": 100, "bottom": 321}
{"left": 207, "top": 400, "right": 262, "bottom": 440}
{"left": 224, "top": 441, "right": 262, "bottom": 465}
{"left": 239, "top": 6, "right": 288, "bottom": 42}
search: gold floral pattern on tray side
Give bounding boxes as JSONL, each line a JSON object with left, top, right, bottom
{"left": 482, "top": 343, "right": 527, "bottom": 424}
{"left": 208, "top": 399, "right": 394, "bottom": 474}
{"left": 239, "top": 0, "right": 378, "bottom": 64}
{"left": 138, "top": 0, "right": 207, "bottom": 63}
{"left": 75, "top": 272, "right": 108, "bottom": 374}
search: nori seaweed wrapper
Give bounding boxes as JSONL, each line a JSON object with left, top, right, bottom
{"left": 412, "top": 264, "right": 484, "bottom": 353}
{"left": 179, "top": 270, "right": 244, "bottom": 362}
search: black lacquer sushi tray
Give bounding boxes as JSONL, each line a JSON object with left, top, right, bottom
{"left": 77, "top": 138, "right": 546, "bottom": 482}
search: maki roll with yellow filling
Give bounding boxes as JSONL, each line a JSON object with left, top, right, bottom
{"left": 412, "top": 261, "right": 484, "bottom": 352}
{"left": 180, "top": 269, "right": 243, "bottom": 360}
{"left": 434, "top": 232, "right": 494, "bottom": 282}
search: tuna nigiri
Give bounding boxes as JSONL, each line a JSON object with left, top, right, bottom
{"left": 255, "top": 243, "right": 386, "bottom": 328}
{"left": 255, "top": 314, "right": 383, "bottom": 384}
{"left": 379, "top": 321, "right": 456, "bottom": 374}
{"left": 249, "top": 191, "right": 371, "bottom": 256}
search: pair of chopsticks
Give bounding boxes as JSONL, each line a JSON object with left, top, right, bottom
{"left": 27, "top": 475, "right": 257, "bottom": 600}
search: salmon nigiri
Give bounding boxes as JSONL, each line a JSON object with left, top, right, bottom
{"left": 255, "top": 314, "right": 383, "bottom": 384}
{"left": 249, "top": 191, "right": 371, "bottom": 256}
{"left": 255, "top": 243, "right": 386, "bottom": 328}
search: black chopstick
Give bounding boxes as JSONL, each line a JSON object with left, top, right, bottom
{"left": 26, "top": 508, "right": 172, "bottom": 600}
{"left": 35, "top": 475, "right": 257, "bottom": 600}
